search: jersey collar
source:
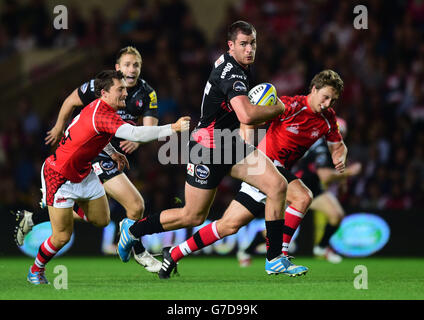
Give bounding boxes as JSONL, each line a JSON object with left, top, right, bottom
{"left": 304, "top": 95, "right": 317, "bottom": 115}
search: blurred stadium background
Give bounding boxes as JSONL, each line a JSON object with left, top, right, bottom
{"left": 0, "top": 0, "right": 423, "bottom": 260}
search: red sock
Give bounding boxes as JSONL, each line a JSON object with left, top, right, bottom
{"left": 75, "top": 206, "right": 88, "bottom": 221}
{"left": 171, "top": 221, "right": 221, "bottom": 262}
{"left": 31, "top": 236, "right": 59, "bottom": 273}
{"left": 282, "top": 206, "right": 305, "bottom": 255}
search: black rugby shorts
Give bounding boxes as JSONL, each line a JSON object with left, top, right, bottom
{"left": 185, "top": 138, "right": 256, "bottom": 189}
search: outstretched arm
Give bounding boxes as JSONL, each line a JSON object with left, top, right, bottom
{"left": 119, "top": 116, "right": 159, "bottom": 154}
{"left": 114, "top": 116, "right": 190, "bottom": 143}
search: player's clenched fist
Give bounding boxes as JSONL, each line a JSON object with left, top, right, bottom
{"left": 171, "top": 116, "right": 191, "bottom": 132}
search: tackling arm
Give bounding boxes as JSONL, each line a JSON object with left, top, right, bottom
{"left": 119, "top": 116, "right": 159, "bottom": 154}
{"left": 115, "top": 116, "right": 190, "bottom": 143}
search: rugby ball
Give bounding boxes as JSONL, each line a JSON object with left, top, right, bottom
{"left": 248, "top": 83, "right": 277, "bottom": 106}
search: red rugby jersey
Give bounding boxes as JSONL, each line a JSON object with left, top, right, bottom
{"left": 257, "top": 95, "right": 342, "bottom": 169}
{"left": 45, "top": 99, "right": 125, "bottom": 182}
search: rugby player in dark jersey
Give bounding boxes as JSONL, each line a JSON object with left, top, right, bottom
{"left": 117, "top": 21, "right": 301, "bottom": 279}
{"left": 12, "top": 47, "right": 162, "bottom": 273}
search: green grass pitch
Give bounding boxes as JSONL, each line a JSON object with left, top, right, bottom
{"left": 1, "top": 255, "right": 423, "bottom": 300}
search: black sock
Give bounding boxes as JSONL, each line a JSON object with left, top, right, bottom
{"left": 133, "top": 240, "right": 146, "bottom": 255}
{"left": 31, "top": 209, "right": 50, "bottom": 225}
{"left": 265, "top": 220, "right": 284, "bottom": 261}
{"left": 318, "top": 223, "right": 339, "bottom": 248}
{"left": 129, "top": 213, "right": 165, "bottom": 238}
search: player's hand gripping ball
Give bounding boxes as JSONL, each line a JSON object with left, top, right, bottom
{"left": 248, "top": 83, "right": 277, "bottom": 106}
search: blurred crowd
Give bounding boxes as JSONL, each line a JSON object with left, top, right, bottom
{"left": 0, "top": 0, "right": 423, "bottom": 220}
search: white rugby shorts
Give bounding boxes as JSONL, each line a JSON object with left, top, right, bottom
{"left": 41, "top": 163, "right": 105, "bottom": 209}
{"left": 239, "top": 182, "right": 267, "bottom": 205}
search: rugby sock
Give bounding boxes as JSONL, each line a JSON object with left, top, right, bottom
{"left": 282, "top": 206, "right": 305, "bottom": 255}
{"left": 318, "top": 223, "right": 339, "bottom": 248}
{"left": 129, "top": 213, "right": 165, "bottom": 238}
{"left": 31, "top": 236, "right": 59, "bottom": 273}
{"left": 265, "top": 219, "right": 284, "bottom": 261}
{"left": 265, "top": 219, "right": 284, "bottom": 251}
{"left": 74, "top": 204, "right": 88, "bottom": 221}
{"left": 133, "top": 240, "right": 146, "bottom": 255}
{"left": 171, "top": 221, "right": 221, "bottom": 262}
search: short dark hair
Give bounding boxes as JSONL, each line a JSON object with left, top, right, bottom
{"left": 227, "top": 20, "right": 256, "bottom": 42}
{"left": 94, "top": 70, "right": 125, "bottom": 98}
{"left": 309, "top": 69, "right": 344, "bottom": 97}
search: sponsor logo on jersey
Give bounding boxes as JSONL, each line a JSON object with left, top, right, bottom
{"left": 286, "top": 125, "right": 299, "bottom": 134}
{"left": 195, "top": 178, "right": 207, "bottom": 185}
{"left": 311, "top": 128, "right": 320, "bottom": 138}
{"left": 230, "top": 74, "right": 247, "bottom": 80}
{"left": 187, "top": 163, "right": 195, "bottom": 176}
{"left": 233, "top": 81, "right": 247, "bottom": 92}
{"left": 92, "top": 162, "right": 103, "bottom": 176}
{"left": 195, "top": 164, "right": 210, "bottom": 179}
{"left": 220, "top": 62, "right": 233, "bottom": 79}
{"left": 214, "top": 54, "right": 225, "bottom": 68}
{"left": 149, "top": 91, "right": 158, "bottom": 109}
{"left": 55, "top": 197, "right": 68, "bottom": 204}
{"left": 100, "top": 160, "right": 116, "bottom": 171}
{"left": 80, "top": 82, "right": 89, "bottom": 94}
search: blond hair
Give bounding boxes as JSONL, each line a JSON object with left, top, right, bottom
{"left": 116, "top": 46, "right": 142, "bottom": 64}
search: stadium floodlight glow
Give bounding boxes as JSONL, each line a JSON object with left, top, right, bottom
{"left": 330, "top": 213, "right": 390, "bottom": 257}
{"left": 19, "top": 222, "right": 74, "bottom": 258}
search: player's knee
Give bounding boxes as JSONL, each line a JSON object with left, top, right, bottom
{"left": 187, "top": 215, "right": 207, "bottom": 227}
{"left": 266, "top": 177, "right": 287, "bottom": 200}
{"left": 329, "top": 210, "right": 344, "bottom": 225}
{"left": 91, "top": 215, "right": 110, "bottom": 228}
{"left": 221, "top": 222, "right": 241, "bottom": 237}
{"left": 300, "top": 189, "right": 313, "bottom": 209}
{"left": 289, "top": 188, "right": 313, "bottom": 212}
{"left": 217, "top": 217, "right": 243, "bottom": 237}
{"left": 135, "top": 196, "right": 145, "bottom": 214}
{"left": 183, "top": 209, "right": 208, "bottom": 227}
{"left": 127, "top": 197, "right": 145, "bottom": 220}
